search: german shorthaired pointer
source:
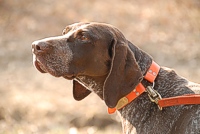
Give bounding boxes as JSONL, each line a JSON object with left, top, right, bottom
{"left": 32, "top": 22, "right": 200, "bottom": 134}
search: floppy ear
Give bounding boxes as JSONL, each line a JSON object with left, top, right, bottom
{"left": 103, "top": 39, "right": 143, "bottom": 108}
{"left": 73, "top": 80, "right": 91, "bottom": 101}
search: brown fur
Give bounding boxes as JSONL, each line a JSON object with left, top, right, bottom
{"left": 32, "top": 22, "right": 200, "bottom": 134}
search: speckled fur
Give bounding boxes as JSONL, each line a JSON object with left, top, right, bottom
{"left": 119, "top": 68, "right": 200, "bottom": 134}
{"left": 32, "top": 22, "right": 200, "bottom": 134}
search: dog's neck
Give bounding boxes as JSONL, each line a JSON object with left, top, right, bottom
{"left": 117, "top": 67, "right": 194, "bottom": 133}
{"left": 127, "top": 41, "right": 153, "bottom": 76}
{"left": 76, "top": 75, "right": 106, "bottom": 99}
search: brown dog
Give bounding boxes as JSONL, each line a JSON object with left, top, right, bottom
{"left": 32, "top": 22, "right": 200, "bottom": 134}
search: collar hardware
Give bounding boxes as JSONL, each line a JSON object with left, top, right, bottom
{"left": 108, "top": 61, "right": 160, "bottom": 114}
{"left": 108, "top": 61, "right": 200, "bottom": 114}
{"left": 146, "top": 86, "right": 163, "bottom": 110}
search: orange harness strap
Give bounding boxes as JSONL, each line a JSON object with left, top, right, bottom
{"left": 144, "top": 61, "right": 160, "bottom": 83}
{"left": 158, "top": 94, "right": 200, "bottom": 108}
{"left": 108, "top": 61, "right": 200, "bottom": 114}
{"left": 108, "top": 83, "right": 146, "bottom": 114}
{"left": 108, "top": 61, "right": 160, "bottom": 114}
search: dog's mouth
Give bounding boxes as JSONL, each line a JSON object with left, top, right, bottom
{"left": 33, "top": 55, "right": 75, "bottom": 80}
{"left": 33, "top": 59, "right": 47, "bottom": 74}
{"left": 32, "top": 53, "right": 48, "bottom": 73}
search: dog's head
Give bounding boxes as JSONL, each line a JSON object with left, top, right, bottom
{"left": 32, "top": 22, "right": 142, "bottom": 108}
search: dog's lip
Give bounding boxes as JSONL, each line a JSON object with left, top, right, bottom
{"left": 34, "top": 59, "right": 47, "bottom": 73}
{"left": 63, "top": 74, "right": 75, "bottom": 80}
{"left": 33, "top": 55, "right": 75, "bottom": 79}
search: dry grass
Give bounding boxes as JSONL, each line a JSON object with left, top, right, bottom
{"left": 0, "top": 0, "right": 200, "bottom": 133}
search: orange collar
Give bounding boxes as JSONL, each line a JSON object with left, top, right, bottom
{"left": 108, "top": 61, "right": 160, "bottom": 114}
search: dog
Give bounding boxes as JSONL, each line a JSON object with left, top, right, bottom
{"left": 32, "top": 22, "right": 200, "bottom": 134}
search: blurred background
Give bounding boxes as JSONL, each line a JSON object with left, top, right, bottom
{"left": 0, "top": 0, "right": 200, "bottom": 133}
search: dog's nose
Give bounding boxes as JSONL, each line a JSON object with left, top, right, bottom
{"left": 32, "top": 41, "right": 48, "bottom": 53}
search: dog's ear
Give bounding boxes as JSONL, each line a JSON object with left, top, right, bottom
{"left": 73, "top": 80, "right": 91, "bottom": 101}
{"left": 62, "top": 22, "right": 90, "bottom": 35}
{"left": 62, "top": 26, "right": 72, "bottom": 35}
{"left": 103, "top": 38, "right": 143, "bottom": 108}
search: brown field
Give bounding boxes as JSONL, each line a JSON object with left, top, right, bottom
{"left": 0, "top": 0, "right": 200, "bottom": 133}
